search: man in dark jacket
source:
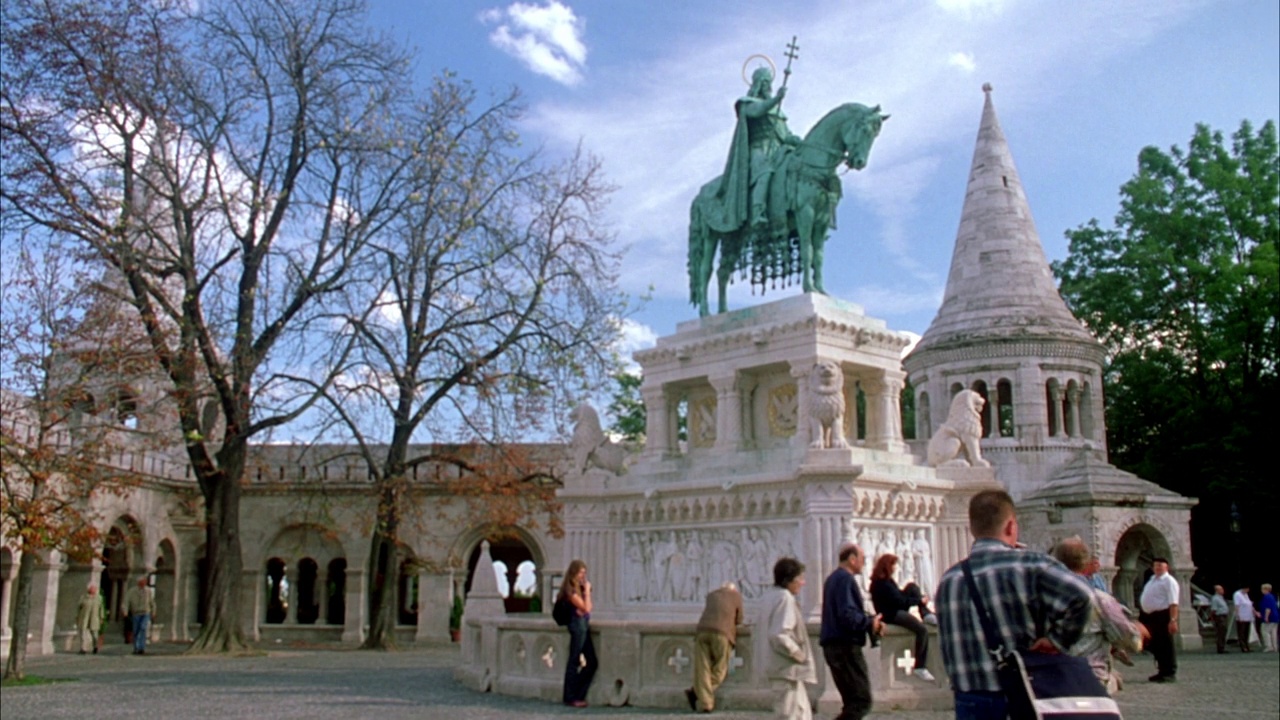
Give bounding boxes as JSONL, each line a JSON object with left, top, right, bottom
{"left": 820, "top": 543, "right": 883, "bottom": 720}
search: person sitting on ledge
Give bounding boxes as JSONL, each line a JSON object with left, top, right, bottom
{"left": 870, "top": 553, "right": 936, "bottom": 681}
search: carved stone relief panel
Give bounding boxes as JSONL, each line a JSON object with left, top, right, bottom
{"left": 767, "top": 383, "right": 798, "bottom": 438}
{"left": 622, "top": 524, "right": 799, "bottom": 603}
{"left": 688, "top": 394, "right": 717, "bottom": 449}
{"left": 853, "top": 524, "right": 936, "bottom": 600}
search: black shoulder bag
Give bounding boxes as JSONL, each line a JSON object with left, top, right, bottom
{"left": 961, "top": 560, "right": 1120, "bottom": 720}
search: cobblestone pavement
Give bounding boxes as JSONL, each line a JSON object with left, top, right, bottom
{"left": 2, "top": 642, "right": 1276, "bottom": 719}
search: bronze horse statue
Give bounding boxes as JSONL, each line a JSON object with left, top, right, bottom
{"left": 688, "top": 102, "right": 887, "bottom": 316}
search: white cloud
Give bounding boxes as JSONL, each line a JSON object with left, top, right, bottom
{"left": 948, "top": 51, "right": 977, "bottom": 73}
{"left": 482, "top": 1, "right": 587, "bottom": 86}
{"left": 612, "top": 317, "right": 657, "bottom": 372}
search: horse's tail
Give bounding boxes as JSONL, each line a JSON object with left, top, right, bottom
{"left": 688, "top": 198, "right": 704, "bottom": 306}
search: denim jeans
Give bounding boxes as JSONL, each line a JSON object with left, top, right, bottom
{"left": 131, "top": 613, "right": 150, "bottom": 652}
{"left": 953, "top": 690, "right": 1007, "bottom": 720}
{"left": 562, "top": 615, "right": 597, "bottom": 704}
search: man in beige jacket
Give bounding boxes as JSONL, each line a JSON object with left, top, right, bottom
{"left": 686, "top": 581, "right": 745, "bottom": 712}
{"left": 76, "top": 585, "right": 106, "bottom": 654}
{"left": 766, "top": 558, "right": 817, "bottom": 720}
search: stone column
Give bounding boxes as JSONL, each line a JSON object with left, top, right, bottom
{"left": 241, "top": 568, "right": 262, "bottom": 641}
{"left": 416, "top": 571, "right": 451, "bottom": 643}
{"left": 0, "top": 559, "right": 15, "bottom": 640}
{"left": 867, "top": 373, "right": 906, "bottom": 453}
{"left": 1015, "top": 364, "right": 1046, "bottom": 444}
{"left": 286, "top": 564, "right": 298, "bottom": 625}
{"left": 710, "top": 374, "right": 742, "bottom": 452}
{"left": 1067, "top": 386, "right": 1083, "bottom": 438}
{"left": 641, "top": 386, "right": 672, "bottom": 459}
{"left": 27, "top": 550, "right": 64, "bottom": 656}
{"left": 342, "top": 568, "right": 367, "bottom": 644}
{"left": 1050, "top": 386, "right": 1067, "bottom": 438}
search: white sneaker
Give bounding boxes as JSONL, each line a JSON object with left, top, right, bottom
{"left": 913, "top": 668, "right": 936, "bottom": 682}
{"left": 924, "top": 613, "right": 939, "bottom": 626}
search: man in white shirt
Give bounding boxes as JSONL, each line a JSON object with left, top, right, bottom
{"left": 1138, "top": 557, "right": 1179, "bottom": 682}
{"left": 1232, "top": 586, "right": 1258, "bottom": 652}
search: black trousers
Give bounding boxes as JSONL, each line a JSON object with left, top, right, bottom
{"left": 1139, "top": 608, "right": 1176, "bottom": 677}
{"left": 562, "top": 616, "right": 598, "bottom": 703}
{"left": 823, "top": 644, "right": 872, "bottom": 720}
{"left": 888, "top": 610, "right": 929, "bottom": 668}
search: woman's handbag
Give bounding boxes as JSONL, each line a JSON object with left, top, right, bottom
{"left": 961, "top": 560, "right": 1121, "bottom": 720}
{"left": 552, "top": 595, "right": 573, "bottom": 626}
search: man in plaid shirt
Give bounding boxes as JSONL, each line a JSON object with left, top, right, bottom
{"left": 935, "top": 490, "right": 1094, "bottom": 720}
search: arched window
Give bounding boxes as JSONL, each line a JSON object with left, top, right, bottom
{"left": 326, "top": 559, "right": 346, "bottom": 625}
{"left": 398, "top": 559, "right": 419, "bottom": 626}
{"left": 264, "top": 558, "right": 287, "bottom": 624}
{"left": 110, "top": 387, "right": 139, "bottom": 429}
{"left": 970, "top": 380, "right": 991, "bottom": 437}
{"left": 996, "top": 379, "right": 1014, "bottom": 437}
{"left": 296, "top": 558, "right": 319, "bottom": 624}
{"left": 1080, "top": 382, "right": 1096, "bottom": 439}
{"left": 1045, "top": 379, "right": 1062, "bottom": 437}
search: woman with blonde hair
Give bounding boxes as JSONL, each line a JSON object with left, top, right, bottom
{"left": 558, "top": 559, "right": 598, "bottom": 708}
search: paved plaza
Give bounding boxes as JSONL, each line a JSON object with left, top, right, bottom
{"left": 2, "top": 642, "right": 1276, "bottom": 719}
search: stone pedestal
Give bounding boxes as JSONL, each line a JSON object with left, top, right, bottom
{"left": 460, "top": 294, "right": 999, "bottom": 709}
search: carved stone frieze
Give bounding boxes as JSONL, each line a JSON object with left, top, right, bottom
{"left": 622, "top": 524, "right": 798, "bottom": 602}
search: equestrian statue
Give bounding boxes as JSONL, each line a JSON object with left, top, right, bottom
{"left": 688, "top": 41, "right": 888, "bottom": 316}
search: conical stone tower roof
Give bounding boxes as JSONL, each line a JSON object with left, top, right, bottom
{"left": 909, "top": 84, "right": 1099, "bottom": 360}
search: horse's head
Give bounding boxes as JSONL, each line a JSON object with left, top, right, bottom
{"left": 842, "top": 104, "right": 889, "bottom": 171}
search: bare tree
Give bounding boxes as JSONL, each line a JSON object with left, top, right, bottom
{"left": 318, "top": 77, "right": 625, "bottom": 648}
{"left": 0, "top": 236, "right": 142, "bottom": 679}
{"left": 1, "top": 0, "right": 414, "bottom": 652}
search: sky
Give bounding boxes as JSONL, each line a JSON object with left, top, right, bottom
{"left": 365, "top": 0, "right": 1279, "bottom": 358}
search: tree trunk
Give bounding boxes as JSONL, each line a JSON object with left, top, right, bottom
{"left": 362, "top": 528, "right": 398, "bottom": 650}
{"left": 188, "top": 445, "right": 249, "bottom": 654}
{"left": 2, "top": 550, "right": 37, "bottom": 680}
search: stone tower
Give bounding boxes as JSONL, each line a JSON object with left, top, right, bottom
{"left": 904, "top": 87, "right": 1198, "bottom": 639}
{"left": 903, "top": 83, "right": 1108, "bottom": 501}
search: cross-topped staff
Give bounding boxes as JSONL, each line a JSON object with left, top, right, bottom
{"left": 779, "top": 36, "right": 800, "bottom": 93}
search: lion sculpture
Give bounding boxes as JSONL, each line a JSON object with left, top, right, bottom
{"left": 807, "top": 360, "right": 849, "bottom": 449}
{"left": 570, "top": 404, "right": 629, "bottom": 476}
{"left": 926, "top": 389, "right": 990, "bottom": 468}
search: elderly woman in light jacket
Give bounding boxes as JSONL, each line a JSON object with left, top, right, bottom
{"left": 765, "top": 557, "right": 817, "bottom": 720}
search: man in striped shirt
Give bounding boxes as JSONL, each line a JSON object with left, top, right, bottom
{"left": 935, "top": 490, "right": 1094, "bottom": 720}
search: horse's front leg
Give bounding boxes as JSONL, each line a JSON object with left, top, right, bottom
{"left": 697, "top": 236, "right": 717, "bottom": 317}
{"left": 812, "top": 227, "right": 828, "bottom": 295}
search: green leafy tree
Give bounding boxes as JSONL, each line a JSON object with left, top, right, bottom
{"left": 1053, "top": 120, "right": 1278, "bottom": 586}
{"left": 607, "top": 372, "right": 647, "bottom": 442}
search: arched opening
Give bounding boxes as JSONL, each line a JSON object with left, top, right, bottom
{"left": 1064, "top": 379, "right": 1080, "bottom": 437}
{"left": 295, "top": 558, "right": 320, "bottom": 625}
{"left": 465, "top": 535, "right": 537, "bottom": 613}
{"left": 1112, "top": 524, "right": 1174, "bottom": 609}
{"left": 264, "top": 557, "right": 288, "bottom": 624}
{"left": 970, "top": 380, "right": 991, "bottom": 437}
{"left": 195, "top": 550, "right": 209, "bottom": 626}
{"left": 110, "top": 387, "right": 139, "bottom": 429}
{"left": 100, "top": 520, "right": 141, "bottom": 624}
{"left": 996, "top": 379, "right": 1014, "bottom": 437}
{"left": 397, "top": 557, "right": 419, "bottom": 626}
{"left": 326, "top": 558, "right": 347, "bottom": 625}
{"left": 154, "top": 540, "right": 176, "bottom": 636}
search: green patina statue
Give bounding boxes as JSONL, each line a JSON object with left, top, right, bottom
{"left": 688, "top": 44, "right": 888, "bottom": 316}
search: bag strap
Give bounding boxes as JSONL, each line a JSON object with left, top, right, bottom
{"left": 961, "top": 559, "right": 1010, "bottom": 662}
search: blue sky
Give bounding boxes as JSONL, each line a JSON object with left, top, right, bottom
{"left": 366, "top": 0, "right": 1280, "bottom": 355}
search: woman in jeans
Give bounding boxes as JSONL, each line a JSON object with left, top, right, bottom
{"left": 869, "top": 553, "right": 936, "bottom": 681}
{"left": 558, "top": 559, "right": 598, "bottom": 708}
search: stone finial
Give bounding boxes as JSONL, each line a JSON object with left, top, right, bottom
{"left": 982, "top": 82, "right": 992, "bottom": 94}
